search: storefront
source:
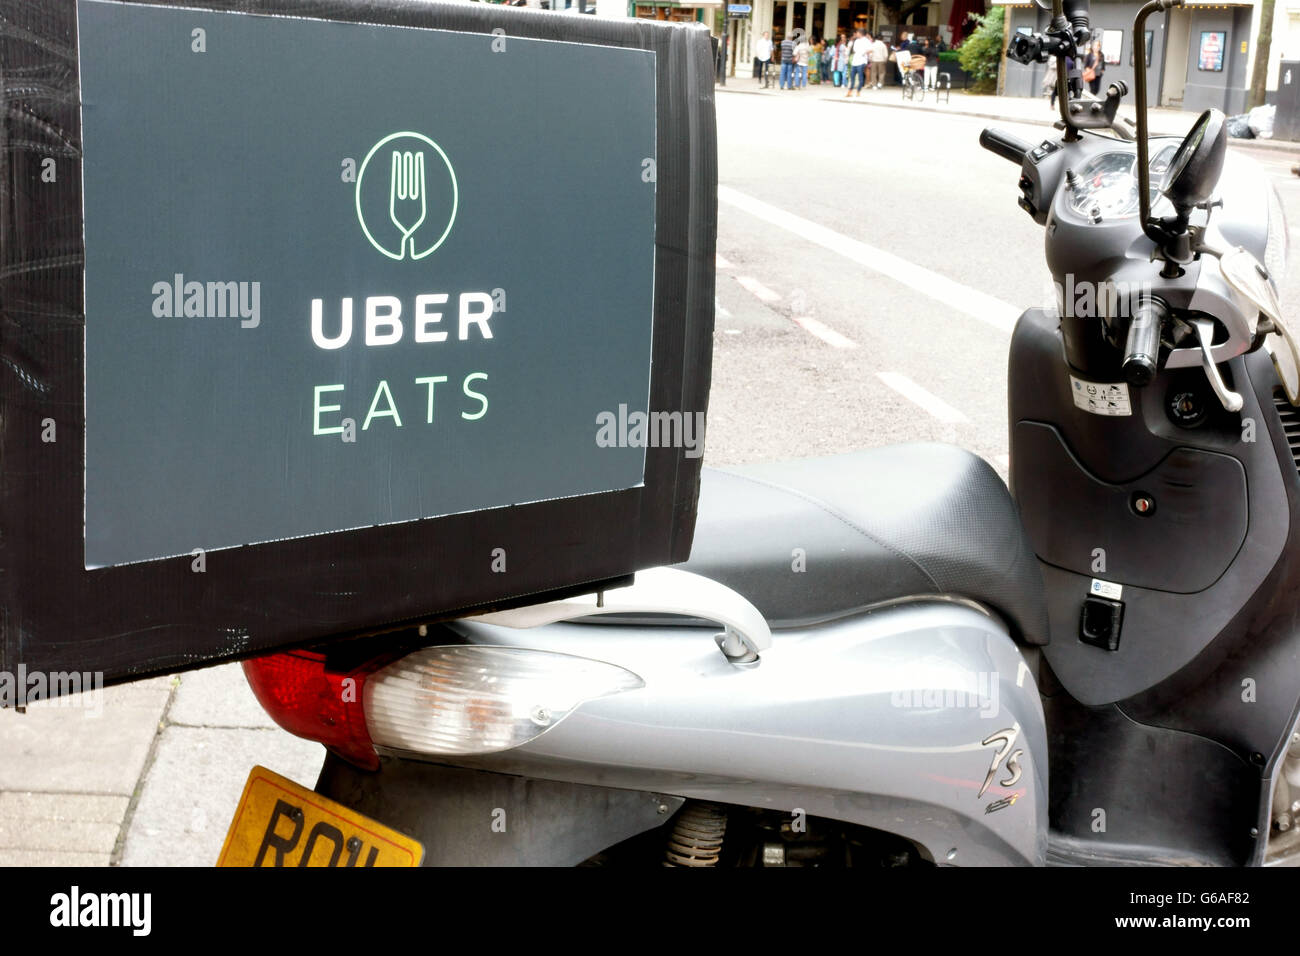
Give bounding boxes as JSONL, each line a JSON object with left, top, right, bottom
{"left": 633, "top": 0, "right": 720, "bottom": 22}
{"left": 766, "top": 0, "right": 841, "bottom": 43}
{"left": 727, "top": 0, "right": 978, "bottom": 75}
{"left": 999, "top": 0, "right": 1256, "bottom": 114}
{"left": 1169, "top": 3, "right": 1253, "bottom": 112}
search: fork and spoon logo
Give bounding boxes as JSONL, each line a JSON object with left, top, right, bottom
{"left": 355, "top": 131, "right": 459, "bottom": 260}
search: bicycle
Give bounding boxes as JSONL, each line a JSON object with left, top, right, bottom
{"left": 899, "top": 54, "right": 926, "bottom": 102}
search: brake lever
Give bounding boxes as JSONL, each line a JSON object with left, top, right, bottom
{"left": 1191, "top": 317, "right": 1244, "bottom": 412}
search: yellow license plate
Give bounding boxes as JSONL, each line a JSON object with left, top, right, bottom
{"left": 217, "top": 765, "right": 424, "bottom": 867}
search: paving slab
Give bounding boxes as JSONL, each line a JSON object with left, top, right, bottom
{"left": 119, "top": 724, "right": 324, "bottom": 867}
{"left": 0, "top": 792, "right": 130, "bottom": 823}
{"left": 0, "top": 818, "right": 121, "bottom": 855}
{"left": 0, "top": 676, "right": 172, "bottom": 796}
{"left": 0, "top": 849, "right": 111, "bottom": 867}
{"left": 166, "top": 662, "right": 278, "bottom": 730}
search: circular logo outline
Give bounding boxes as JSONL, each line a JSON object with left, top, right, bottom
{"left": 355, "top": 131, "right": 459, "bottom": 260}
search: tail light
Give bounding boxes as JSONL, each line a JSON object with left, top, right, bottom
{"left": 243, "top": 650, "right": 384, "bottom": 770}
{"left": 244, "top": 644, "right": 643, "bottom": 770}
{"left": 364, "top": 645, "right": 643, "bottom": 755}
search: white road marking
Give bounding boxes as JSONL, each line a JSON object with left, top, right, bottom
{"left": 876, "top": 372, "right": 969, "bottom": 423}
{"left": 716, "top": 253, "right": 734, "bottom": 270}
{"left": 793, "top": 315, "right": 858, "bottom": 348}
{"left": 719, "top": 186, "right": 1020, "bottom": 333}
{"left": 736, "top": 275, "right": 781, "bottom": 303}
{"left": 715, "top": 297, "right": 732, "bottom": 318}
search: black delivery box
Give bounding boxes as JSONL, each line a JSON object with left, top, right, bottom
{"left": 0, "top": 0, "right": 716, "bottom": 686}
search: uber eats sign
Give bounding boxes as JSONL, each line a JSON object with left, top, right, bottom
{"left": 77, "top": 0, "right": 657, "bottom": 568}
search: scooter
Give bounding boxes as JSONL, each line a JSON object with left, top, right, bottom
{"left": 241, "top": 0, "right": 1300, "bottom": 866}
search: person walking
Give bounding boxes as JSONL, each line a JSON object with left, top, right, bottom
{"left": 870, "top": 32, "right": 888, "bottom": 88}
{"left": 778, "top": 31, "right": 795, "bottom": 90}
{"left": 820, "top": 37, "right": 833, "bottom": 83}
{"left": 832, "top": 34, "right": 848, "bottom": 87}
{"left": 850, "top": 28, "right": 871, "bottom": 96}
{"left": 1041, "top": 53, "right": 1058, "bottom": 103}
{"left": 1050, "top": 54, "right": 1082, "bottom": 107}
{"left": 1084, "top": 38, "right": 1105, "bottom": 95}
{"left": 756, "top": 30, "right": 773, "bottom": 86}
{"left": 795, "top": 33, "right": 810, "bottom": 89}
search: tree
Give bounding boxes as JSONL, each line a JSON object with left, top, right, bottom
{"left": 896, "top": 0, "right": 929, "bottom": 22}
{"left": 1249, "top": 0, "right": 1276, "bottom": 109}
{"left": 958, "top": 6, "right": 1005, "bottom": 93}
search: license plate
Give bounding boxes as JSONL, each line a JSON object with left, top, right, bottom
{"left": 217, "top": 765, "right": 424, "bottom": 867}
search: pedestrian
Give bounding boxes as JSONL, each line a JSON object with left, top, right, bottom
{"left": 832, "top": 34, "right": 848, "bottom": 87}
{"left": 894, "top": 45, "right": 912, "bottom": 88}
{"left": 850, "top": 28, "right": 871, "bottom": 96}
{"left": 1049, "top": 54, "right": 1081, "bottom": 108}
{"left": 843, "top": 35, "right": 854, "bottom": 95}
{"left": 1041, "top": 54, "right": 1058, "bottom": 103}
{"left": 1067, "top": 52, "right": 1083, "bottom": 100}
{"left": 893, "top": 32, "right": 909, "bottom": 84}
{"left": 795, "top": 33, "right": 810, "bottom": 89}
{"left": 1084, "top": 38, "right": 1105, "bottom": 96}
{"left": 871, "top": 32, "right": 888, "bottom": 88}
{"left": 779, "top": 31, "right": 795, "bottom": 90}
{"left": 923, "top": 37, "right": 938, "bottom": 89}
{"left": 756, "top": 30, "right": 773, "bottom": 85}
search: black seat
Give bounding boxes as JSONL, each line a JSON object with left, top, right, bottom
{"left": 680, "top": 443, "right": 1049, "bottom": 644}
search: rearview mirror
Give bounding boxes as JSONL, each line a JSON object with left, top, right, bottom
{"left": 1162, "top": 109, "right": 1228, "bottom": 212}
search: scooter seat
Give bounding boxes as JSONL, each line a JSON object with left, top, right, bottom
{"left": 680, "top": 443, "right": 1049, "bottom": 644}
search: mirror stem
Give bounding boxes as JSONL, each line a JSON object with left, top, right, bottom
{"left": 1135, "top": 0, "right": 1184, "bottom": 247}
{"left": 1052, "top": 0, "right": 1076, "bottom": 136}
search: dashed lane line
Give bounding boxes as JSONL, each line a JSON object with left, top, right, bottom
{"left": 793, "top": 315, "right": 858, "bottom": 348}
{"left": 719, "top": 185, "right": 1020, "bottom": 333}
{"left": 735, "top": 275, "right": 781, "bottom": 303}
{"left": 876, "top": 372, "right": 969, "bottom": 423}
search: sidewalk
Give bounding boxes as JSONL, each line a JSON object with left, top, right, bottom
{"left": 720, "top": 77, "right": 1300, "bottom": 155}
{"left": 0, "top": 663, "right": 322, "bottom": 866}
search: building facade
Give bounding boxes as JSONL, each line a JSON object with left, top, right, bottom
{"left": 724, "top": 0, "right": 977, "bottom": 76}
{"left": 998, "top": 0, "right": 1269, "bottom": 114}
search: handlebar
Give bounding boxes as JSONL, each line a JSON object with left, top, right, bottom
{"left": 980, "top": 128, "right": 1033, "bottom": 166}
{"left": 1122, "top": 300, "right": 1166, "bottom": 386}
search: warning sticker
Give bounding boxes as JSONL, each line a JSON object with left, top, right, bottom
{"left": 1090, "top": 578, "right": 1123, "bottom": 600}
{"left": 1070, "top": 376, "right": 1132, "bottom": 417}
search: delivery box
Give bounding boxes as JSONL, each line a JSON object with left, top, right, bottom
{"left": 0, "top": 0, "right": 716, "bottom": 688}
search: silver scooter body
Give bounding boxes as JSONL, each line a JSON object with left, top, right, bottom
{"left": 436, "top": 599, "right": 1048, "bottom": 866}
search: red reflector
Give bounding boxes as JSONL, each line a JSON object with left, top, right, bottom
{"left": 242, "top": 650, "right": 380, "bottom": 771}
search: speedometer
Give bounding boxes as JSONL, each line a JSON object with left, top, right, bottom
{"left": 1068, "top": 152, "right": 1139, "bottom": 219}
{"left": 1066, "top": 145, "right": 1180, "bottom": 221}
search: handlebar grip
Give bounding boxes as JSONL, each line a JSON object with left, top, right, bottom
{"left": 1123, "top": 301, "right": 1165, "bottom": 387}
{"left": 980, "top": 128, "right": 1033, "bottom": 166}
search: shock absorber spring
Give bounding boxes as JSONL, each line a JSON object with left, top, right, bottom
{"left": 663, "top": 801, "right": 728, "bottom": 867}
